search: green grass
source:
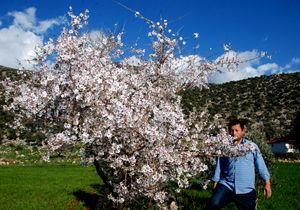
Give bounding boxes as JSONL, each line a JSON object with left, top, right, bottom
{"left": 256, "top": 162, "right": 300, "bottom": 210}
{"left": 0, "top": 162, "right": 299, "bottom": 210}
{"left": 0, "top": 164, "right": 102, "bottom": 210}
{"left": 176, "top": 162, "right": 300, "bottom": 210}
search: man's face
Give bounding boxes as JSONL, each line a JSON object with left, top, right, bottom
{"left": 229, "top": 124, "right": 244, "bottom": 141}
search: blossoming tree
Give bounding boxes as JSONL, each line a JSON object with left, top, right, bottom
{"left": 3, "top": 8, "right": 252, "bottom": 208}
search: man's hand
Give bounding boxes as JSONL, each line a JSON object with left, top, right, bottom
{"left": 264, "top": 180, "right": 272, "bottom": 198}
{"left": 212, "top": 182, "right": 218, "bottom": 190}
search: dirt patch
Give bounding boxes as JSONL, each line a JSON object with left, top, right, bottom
{"left": 0, "top": 158, "right": 17, "bottom": 165}
{"left": 277, "top": 159, "right": 300, "bottom": 163}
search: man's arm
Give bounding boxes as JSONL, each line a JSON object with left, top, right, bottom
{"left": 211, "top": 158, "right": 221, "bottom": 189}
{"left": 253, "top": 144, "right": 272, "bottom": 198}
{"left": 264, "top": 180, "right": 272, "bottom": 198}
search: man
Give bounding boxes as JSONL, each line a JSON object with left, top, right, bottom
{"left": 208, "top": 119, "right": 272, "bottom": 210}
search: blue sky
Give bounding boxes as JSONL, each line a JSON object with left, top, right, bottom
{"left": 0, "top": 0, "right": 299, "bottom": 83}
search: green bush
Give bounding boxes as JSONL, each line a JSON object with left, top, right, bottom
{"left": 246, "top": 130, "right": 278, "bottom": 198}
{"left": 246, "top": 130, "right": 275, "bottom": 168}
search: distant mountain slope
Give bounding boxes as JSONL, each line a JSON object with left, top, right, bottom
{"left": 182, "top": 72, "right": 300, "bottom": 139}
{"left": 0, "top": 65, "right": 16, "bottom": 71}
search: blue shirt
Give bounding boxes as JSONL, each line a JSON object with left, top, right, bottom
{"left": 212, "top": 138, "right": 270, "bottom": 194}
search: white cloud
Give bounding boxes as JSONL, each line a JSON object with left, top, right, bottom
{"left": 208, "top": 50, "right": 290, "bottom": 84}
{"left": 127, "top": 55, "right": 142, "bottom": 66}
{"left": 0, "top": 26, "right": 42, "bottom": 69}
{"left": 89, "top": 30, "right": 106, "bottom": 42}
{"left": 7, "top": 7, "right": 63, "bottom": 34}
{"left": 257, "top": 63, "right": 279, "bottom": 73}
{"left": 291, "top": 57, "right": 300, "bottom": 65}
{"left": 284, "top": 57, "right": 300, "bottom": 73}
{"left": 209, "top": 51, "right": 300, "bottom": 84}
{"left": 0, "top": 7, "right": 64, "bottom": 69}
{"left": 35, "top": 18, "right": 64, "bottom": 34}
{"left": 278, "top": 57, "right": 300, "bottom": 72}
{"left": 8, "top": 7, "right": 37, "bottom": 30}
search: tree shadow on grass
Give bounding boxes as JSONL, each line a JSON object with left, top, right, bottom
{"left": 181, "top": 184, "right": 237, "bottom": 210}
{"left": 73, "top": 183, "right": 217, "bottom": 210}
{"left": 73, "top": 184, "right": 113, "bottom": 210}
{"left": 176, "top": 184, "right": 212, "bottom": 210}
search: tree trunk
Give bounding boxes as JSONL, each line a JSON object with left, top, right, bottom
{"left": 93, "top": 160, "right": 114, "bottom": 192}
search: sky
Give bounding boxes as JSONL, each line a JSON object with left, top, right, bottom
{"left": 0, "top": 0, "right": 299, "bottom": 83}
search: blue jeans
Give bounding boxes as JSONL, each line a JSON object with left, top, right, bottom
{"left": 208, "top": 184, "right": 257, "bottom": 210}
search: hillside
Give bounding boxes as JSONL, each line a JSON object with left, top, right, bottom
{"left": 182, "top": 72, "right": 300, "bottom": 140}
{"left": 0, "top": 66, "right": 35, "bottom": 143}
{"left": 1, "top": 65, "right": 300, "bottom": 144}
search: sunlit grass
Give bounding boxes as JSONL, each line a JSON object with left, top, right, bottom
{"left": 0, "top": 162, "right": 299, "bottom": 209}
{"left": 0, "top": 164, "right": 101, "bottom": 210}
{"left": 257, "top": 162, "right": 300, "bottom": 210}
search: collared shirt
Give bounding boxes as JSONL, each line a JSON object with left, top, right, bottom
{"left": 212, "top": 138, "right": 270, "bottom": 194}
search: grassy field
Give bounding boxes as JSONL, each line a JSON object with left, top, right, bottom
{"left": 259, "top": 162, "right": 300, "bottom": 210}
{"left": 178, "top": 162, "right": 300, "bottom": 210}
{"left": 0, "top": 164, "right": 102, "bottom": 210}
{"left": 0, "top": 162, "right": 299, "bottom": 210}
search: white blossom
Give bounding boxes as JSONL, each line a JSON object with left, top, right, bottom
{"left": 3, "top": 8, "right": 249, "bottom": 208}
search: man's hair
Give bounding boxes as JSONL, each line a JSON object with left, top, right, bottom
{"left": 227, "top": 119, "right": 246, "bottom": 131}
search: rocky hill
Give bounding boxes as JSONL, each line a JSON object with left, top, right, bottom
{"left": 182, "top": 72, "right": 300, "bottom": 140}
